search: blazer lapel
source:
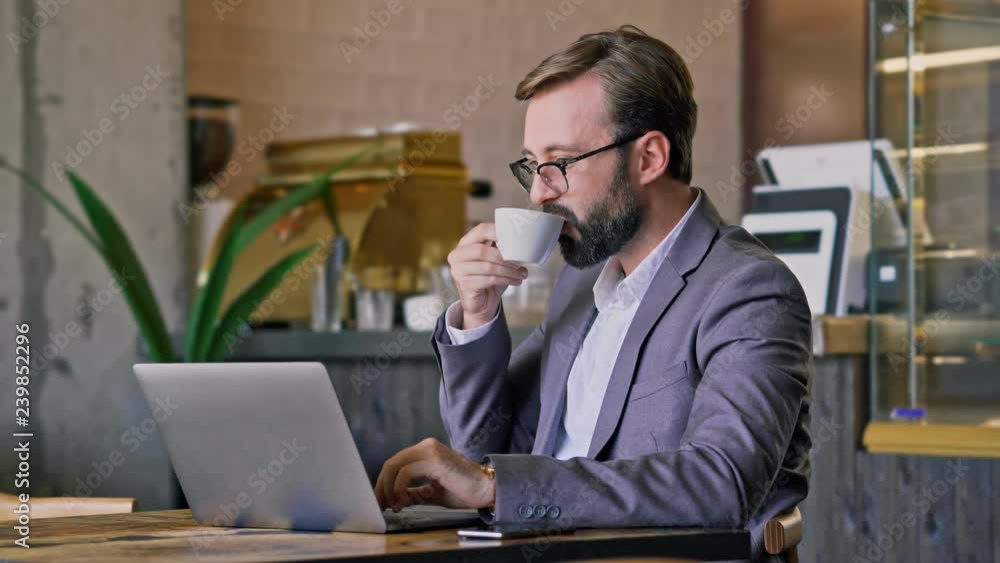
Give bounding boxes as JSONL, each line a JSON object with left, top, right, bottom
{"left": 586, "top": 190, "right": 722, "bottom": 458}
{"left": 532, "top": 269, "right": 600, "bottom": 456}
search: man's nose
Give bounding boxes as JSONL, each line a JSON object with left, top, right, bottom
{"left": 529, "top": 175, "right": 561, "bottom": 206}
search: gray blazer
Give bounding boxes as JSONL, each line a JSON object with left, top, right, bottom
{"left": 431, "top": 192, "right": 812, "bottom": 561}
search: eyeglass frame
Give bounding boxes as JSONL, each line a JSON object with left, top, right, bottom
{"left": 508, "top": 132, "right": 645, "bottom": 195}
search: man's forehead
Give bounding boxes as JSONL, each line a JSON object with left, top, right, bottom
{"left": 522, "top": 74, "right": 610, "bottom": 156}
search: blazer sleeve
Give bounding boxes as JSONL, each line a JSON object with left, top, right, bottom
{"left": 482, "top": 258, "right": 812, "bottom": 530}
{"left": 433, "top": 304, "right": 545, "bottom": 460}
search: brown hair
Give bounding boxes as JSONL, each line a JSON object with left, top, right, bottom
{"left": 515, "top": 25, "right": 697, "bottom": 184}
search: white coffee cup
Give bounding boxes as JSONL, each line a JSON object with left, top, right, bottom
{"left": 494, "top": 207, "right": 565, "bottom": 265}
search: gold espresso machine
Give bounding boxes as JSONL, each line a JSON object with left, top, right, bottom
{"left": 197, "top": 130, "right": 469, "bottom": 327}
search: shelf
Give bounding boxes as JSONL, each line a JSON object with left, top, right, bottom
{"left": 812, "top": 315, "right": 907, "bottom": 356}
{"left": 228, "top": 317, "right": 893, "bottom": 361}
{"left": 863, "top": 421, "right": 1000, "bottom": 458}
{"left": 224, "top": 327, "right": 536, "bottom": 361}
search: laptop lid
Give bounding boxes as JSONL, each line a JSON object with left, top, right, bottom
{"left": 133, "top": 362, "right": 387, "bottom": 532}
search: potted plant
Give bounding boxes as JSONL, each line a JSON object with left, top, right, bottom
{"left": 0, "top": 144, "right": 372, "bottom": 363}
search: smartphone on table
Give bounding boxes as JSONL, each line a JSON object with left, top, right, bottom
{"left": 457, "top": 524, "right": 575, "bottom": 540}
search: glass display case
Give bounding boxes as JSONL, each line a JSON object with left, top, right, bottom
{"left": 867, "top": 0, "right": 1000, "bottom": 449}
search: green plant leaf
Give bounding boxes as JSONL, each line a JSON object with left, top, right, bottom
{"left": 186, "top": 141, "right": 377, "bottom": 362}
{"left": 0, "top": 162, "right": 103, "bottom": 252}
{"left": 185, "top": 201, "right": 247, "bottom": 362}
{"left": 204, "top": 244, "right": 319, "bottom": 362}
{"left": 234, "top": 142, "right": 379, "bottom": 253}
{"left": 65, "top": 171, "right": 176, "bottom": 363}
{"left": 1, "top": 163, "right": 174, "bottom": 362}
{"left": 320, "top": 188, "right": 338, "bottom": 231}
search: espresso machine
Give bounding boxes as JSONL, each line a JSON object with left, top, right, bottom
{"left": 195, "top": 130, "right": 470, "bottom": 328}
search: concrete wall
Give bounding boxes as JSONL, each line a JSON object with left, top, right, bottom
{"left": 0, "top": 0, "right": 186, "bottom": 510}
{"left": 186, "top": 0, "right": 746, "bottom": 223}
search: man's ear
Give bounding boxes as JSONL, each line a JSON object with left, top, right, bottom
{"left": 635, "top": 131, "right": 670, "bottom": 186}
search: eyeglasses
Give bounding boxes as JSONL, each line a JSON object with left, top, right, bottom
{"left": 508, "top": 133, "right": 643, "bottom": 195}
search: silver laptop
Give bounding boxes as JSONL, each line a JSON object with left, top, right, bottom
{"left": 133, "top": 362, "right": 481, "bottom": 533}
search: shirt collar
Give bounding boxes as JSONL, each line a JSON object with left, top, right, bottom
{"left": 592, "top": 189, "right": 702, "bottom": 312}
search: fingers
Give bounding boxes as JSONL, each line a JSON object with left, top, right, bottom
{"left": 376, "top": 438, "right": 445, "bottom": 511}
{"left": 458, "top": 222, "right": 497, "bottom": 246}
{"left": 375, "top": 471, "right": 384, "bottom": 508}
{"left": 391, "top": 459, "right": 437, "bottom": 511}
{"left": 454, "top": 224, "right": 530, "bottom": 272}
{"left": 450, "top": 240, "right": 504, "bottom": 263}
{"left": 450, "top": 261, "right": 528, "bottom": 286}
{"left": 449, "top": 244, "right": 528, "bottom": 285}
{"left": 448, "top": 224, "right": 531, "bottom": 302}
{"left": 377, "top": 448, "right": 416, "bottom": 510}
{"left": 407, "top": 483, "right": 438, "bottom": 504}
{"left": 392, "top": 484, "right": 440, "bottom": 511}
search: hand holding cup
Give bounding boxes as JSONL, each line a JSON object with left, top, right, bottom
{"left": 446, "top": 208, "right": 564, "bottom": 330}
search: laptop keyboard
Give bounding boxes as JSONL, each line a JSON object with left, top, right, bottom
{"left": 383, "top": 510, "right": 430, "bottom": 525}
{"left": 382, "top": 506, "right": 480, "bottom": 530}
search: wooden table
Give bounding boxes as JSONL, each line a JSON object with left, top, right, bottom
{"left": 0, "top": 510, "right": 749, "bottom": 562}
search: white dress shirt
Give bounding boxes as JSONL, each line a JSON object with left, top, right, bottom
{"left": 446, "top": 191, "right": 701, "bottom": 460}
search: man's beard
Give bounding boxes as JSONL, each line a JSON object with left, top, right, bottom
{"left": 543, "top": 154, "right": 643, "bottom": 269}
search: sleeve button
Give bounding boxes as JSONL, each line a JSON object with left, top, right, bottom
{"left": 546, "top": 506, "right": 560, "bottom": 518}
{"left": 533, "top": 505, "right": 547, "bottom": 518}
{"left": 518, "top": 505, "right": 534, "bottom": 518}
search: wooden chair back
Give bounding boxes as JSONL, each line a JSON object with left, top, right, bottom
{"left": 764, "top": 506, "right": 803, "bottom": 563}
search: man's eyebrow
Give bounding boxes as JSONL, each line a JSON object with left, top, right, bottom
{"left": 521, "top": 143, "right": 584, "bottom": 157}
